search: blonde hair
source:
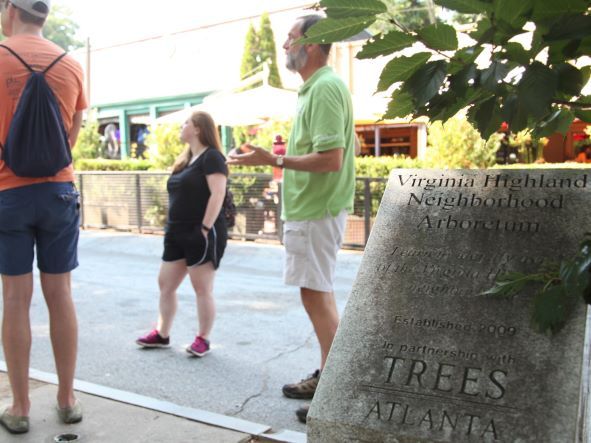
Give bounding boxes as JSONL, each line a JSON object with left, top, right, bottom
{"left": 172, "top": 111, "right": 223, "bottom": 174}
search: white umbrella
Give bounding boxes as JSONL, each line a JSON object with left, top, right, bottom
{"left": 155, "top": 84, "right": 297, "bottom": 126}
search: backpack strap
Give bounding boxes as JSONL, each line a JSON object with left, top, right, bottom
{"left": 0, "top": 44, "right": 33, "bottom": 72}
{"left": 43, "top": 52, "right": 68, "bottom": 74}
{"left": 0, "top": 44, "right": 67, "bottom": 74}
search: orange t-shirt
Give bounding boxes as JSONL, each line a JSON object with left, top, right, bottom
{"left": 0, "top": 34, "right": 87, "bottom": 191}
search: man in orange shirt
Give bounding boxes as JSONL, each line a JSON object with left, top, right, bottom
{"left": 0, "top": 0, "right": 87, "bottom": 434}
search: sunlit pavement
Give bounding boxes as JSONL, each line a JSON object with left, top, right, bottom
{"left": 0, "top": 230, "right": 363, "bottom": 441}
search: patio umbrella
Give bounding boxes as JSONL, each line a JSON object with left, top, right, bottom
{"left": 155, "top": 84, "right": 297, "bottom": 127}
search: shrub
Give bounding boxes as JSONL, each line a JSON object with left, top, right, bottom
{"left": 425, "top": 117, "right": 499, "bottom": 168}
{"left": 232, "top": 120, "right": 292, "bottom": 150}
{"left": 355, "top": 155, "right": 422, "bottom": 177}
{"left": 145, "top": 123, "right": 184, "bottom": 170}
{"left": 72, "top": 119, "right": 101, "bottom": 163}
{"left": 350, "top": 156, "right": 419, "bottom": 217}
{"left": 76, "top": 159, "right": 152, "bottom": 171}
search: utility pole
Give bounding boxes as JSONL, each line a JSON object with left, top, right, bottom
{"left": 85, "top": 37, "right": 91, "bottom": 106}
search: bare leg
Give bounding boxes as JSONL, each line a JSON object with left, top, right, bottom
{"left": 187, "top": 262, "right": 216, "bottom": 339}
{"left": 156, "top": 260, "right": 187, "bottom": 338}
{"left": 300, "top": 287, "right": 340, "bottom": 369}
{"left": 1, "top": 274, "right": 34, "bottom": 416}
{"left": 40, "top": 272, "right": 78, "bottom": 409}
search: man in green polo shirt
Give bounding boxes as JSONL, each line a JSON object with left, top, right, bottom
{"left": 228, "top": 14, "right": 355, "bottom": 423}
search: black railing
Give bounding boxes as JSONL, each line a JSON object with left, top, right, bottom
{"left": 75, "top": 171, "right": 387, "bottom": 250}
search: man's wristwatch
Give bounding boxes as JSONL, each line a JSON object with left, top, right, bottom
{"left": 276, "top": 155, "right": 284, "bottom": 168}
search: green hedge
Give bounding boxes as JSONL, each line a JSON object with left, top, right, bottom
{"left": 355, "top": 155, "right": 422, "bottom": 177}
{"left": 76, "top": 159, "right": 153, "bottom": 171}
{"left": 496, "top": 163, "right": 591, "bottom": 169}
{"left": 75, "top": 156, "right": 590, "bottom": 175}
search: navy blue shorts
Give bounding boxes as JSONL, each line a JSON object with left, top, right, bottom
{"left": 0, "top": 182, "right": 80, "bottom": 276}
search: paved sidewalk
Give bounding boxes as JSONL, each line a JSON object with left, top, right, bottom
{"left": 0, "top": 367, "right": 305, "bottom": 443}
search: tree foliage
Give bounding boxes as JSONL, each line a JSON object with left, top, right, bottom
{"left": 72, "top": 119, "right": 101, "bottom": 163}
{"left": 43, "top": 4, "right": 83, "bottom": 51}
{"left": 303, "top": 0, "right": 591, "bottom": 139}
{"left": 483, "top": 233, "right": 591, "bottom": 335}
{"left": 144, "top": 123, "right": 184, "bottom": 170}
{"left": 425, "top": 116, "right": 500, "bottom": 167}
{"left": 258, "top": 13, "right": 283, "bottom": 88}
{"left": 240, "top": 23, "right": 260, "bottom": 81}
{"left": 0, "top": 4, "right": 83, "bottom": 50}
{"left": 372, "top": 0, "right": 435, "bottom": 33}
{"left": 239, "top": 13, "right": 283, "bottom": 88}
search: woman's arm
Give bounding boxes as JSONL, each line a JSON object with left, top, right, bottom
{"left": 201, "top": 172, "right": 227, "bottom": 235}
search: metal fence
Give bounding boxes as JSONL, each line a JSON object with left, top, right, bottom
{"left": 75, "top": 171, "right": 387, "bottom": 250}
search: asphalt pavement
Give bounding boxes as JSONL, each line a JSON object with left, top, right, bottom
{"left": 0, "top": 230, "right": 363, "bottom": 440}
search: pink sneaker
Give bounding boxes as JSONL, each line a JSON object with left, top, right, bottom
{"left": 136, "top": 329, "right": 170, "bottom": 348}
{"left": 186, "top": 336, "right": 210, "bottom": 357}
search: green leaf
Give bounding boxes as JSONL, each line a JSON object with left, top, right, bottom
{"left": 503, "top": 42, "right": 531, "bottom": 65}
{"left": 434, "top": 0, "right": 492, "bottom": 14}
{"left": 357, "top": 31, "right": 416, "bottom": 59}
{"left": 535, "top": 108, "right": 576, "bottom": 138}
{"left": 449, "top": 63, "right": 478, "bottom": 95}
{"left": 482, "top": 272, "right": 530, "bottom": 297}
{"left": 432, "top": 89, "right": 489, "bottom": 122}
{"left": 544, "top": 15, "right": 591, "bottom": 42}
{"left": 529, "top": 27, "right": 546, "bottom": 59}
{"left": 548, "top": 40, "right": 579, "bottom": 64}
{"left": 480, "top": 62, "right": 510, "bottom": 92}
{"left": 321, "top": 0, "right": 388, "bottom": 18}
{"left": 469, "top": 96, "right": 504, "bottom": 139}
{"left": 405, "top": 60, "right": 447, "bottom": 107}
{"left": 581, "top": 66, "right": 591, "bottom": 86}
{"left": 476, "top": 97, "right": 503, "bottom": 140}
{"left": 470, "top": 18, "right": 495, "bottom": 44}
{"left": 298, "top": 16, "right": 376, "bottom": 44}
{"left": 518, "top": 62, "right": 558, "bottom": 119}
{"left": 554, "top": 64, "right": 584, "bottom": 96}
{"left": 574, "top": 109, "right": 591, "bottom": 123}
{"left": 376, "top": 52, "right": 431, "bottom": 92}
{"left": 495, "top": 0, "right": 533, "bottom": 27}
{"left": 502, "top": 94, "right": 529, "bottom": 133}
{"left": 532, "top": 285, "right": 571, "bottom": 335}
{"left": 493, "top": 20, "right": 527, "bottom": 45}
{"left": 383, "top": 89, "right": 415, "bottom": 119}
{"left": 560, "top": 260, "right": 582, "bottom": 295}
{"left": 448, "top": 46, "right": 484, "bottom": 74}
{"left": 417, "top": 23, "right": 458, "bottom": 51}
{"left": 576, "top": 36, "right": 591, "bottom": 57}
{"left": 533, "top": 0, "right": 589, "bottom": 20}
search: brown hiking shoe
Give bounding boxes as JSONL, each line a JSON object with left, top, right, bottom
{"left": 282, "top": 369, "right": 320, "bottom": 399}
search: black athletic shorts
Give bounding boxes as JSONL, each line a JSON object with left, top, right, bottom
{"left": 162, "top": 224, "right": 226, "bottom": 269}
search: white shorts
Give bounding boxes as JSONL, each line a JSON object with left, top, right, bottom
{"left": 283, "top": 210, "right": 347, "bottom": 293}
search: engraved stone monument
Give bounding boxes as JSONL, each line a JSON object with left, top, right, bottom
{"left": 308, "top": 169, "right": 591, "bottom": 442}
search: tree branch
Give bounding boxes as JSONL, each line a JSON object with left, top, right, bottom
{"left": 552, "top": 99, "right": 591, "bottom": 110}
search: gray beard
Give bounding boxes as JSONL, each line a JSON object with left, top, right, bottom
{"left": 286, "top": 47, "right": 308, "bottom": 72}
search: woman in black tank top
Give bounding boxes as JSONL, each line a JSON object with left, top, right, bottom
{"left": 136, "top": 111, "right": 228, "bottom": 357}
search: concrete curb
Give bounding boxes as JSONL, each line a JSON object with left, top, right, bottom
{"left": 0, "top": 363, "right": 306, "bottom": 443}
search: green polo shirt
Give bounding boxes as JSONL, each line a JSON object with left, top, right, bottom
{"left": 282, "top": 66, "right": 355, "bottom": 221}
